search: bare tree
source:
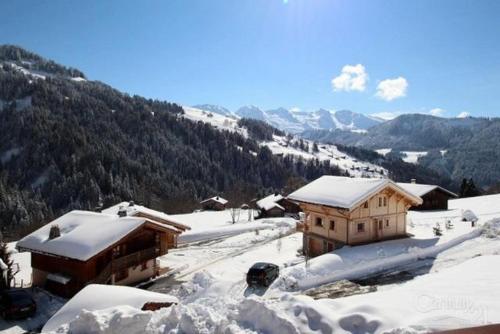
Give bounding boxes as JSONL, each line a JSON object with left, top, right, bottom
{"left": 276, "top": 231, "right": 283, "bottom": 253}
{"left": 229, "top": 208, "right": 241, "bottom": 224}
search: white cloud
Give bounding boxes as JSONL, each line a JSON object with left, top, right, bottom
{"left": 429, "top": 108, "right": 446, "bottom": 117}
{"left": 331, "top": 64, "right": 368, "bottom": 92}
{"left": 375, "top": 77, "right": 408, "bottom": 101}
{"left": 457, "top": 111, "right": 470, "bottom": 118}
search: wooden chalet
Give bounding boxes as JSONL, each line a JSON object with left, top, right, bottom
{"left": 256, "top": 193, "right": 301, "bottom": 218}
{"left": 200, "top": 196, "right": 228, "bottom": 211}
{"left": 397, "top": 181, "right": 458, "bottom": 210}
{"left": 17, "top": 204, "right": 189, "bottom": 298}
{"left": 288, "top": 176, "right": 422, "bottom": 257}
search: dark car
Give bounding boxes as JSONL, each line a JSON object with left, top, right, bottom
{"left": 0, "top": 289, "right": 37, "bottom": 320}
{"left": 246, "top": 262, "right": 279, "bottom": 287}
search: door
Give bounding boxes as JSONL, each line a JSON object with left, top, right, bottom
{"left": 373, "top": 220, "right": 379, "bottom": 240}
{"left": 327, "top": 242, "right": 335, "bottom": 252}
{"left": 373, "top": 219, "right": 383, "bottom": 240}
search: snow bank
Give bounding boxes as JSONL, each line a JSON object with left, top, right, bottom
{"left": 43, "top": 284, "right": 177, "bottom": 333}
{"left": 272, "top": 255, "right": 500, "bottom": 333}
{"left": 281, "top": 222, "right": 484, "bottom": 290}
{"left": 50, "top": 256, "right": 500, "bottom": 333}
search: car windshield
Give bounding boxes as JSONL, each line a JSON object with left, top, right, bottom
{"left": 247, "top": 268, "right": 264, "bottom": 276}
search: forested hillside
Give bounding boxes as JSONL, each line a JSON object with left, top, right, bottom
{"left": 303, "top": 114, "right": 500, "bottom": 188}
{"left": 0, "top": 45, "right": 340, "bottom": 238}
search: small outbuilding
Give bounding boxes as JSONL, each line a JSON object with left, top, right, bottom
{"left": 397, "top": 181, "right": 457, "bottom": 211}
{"left": 256, "top": 193, "right": 302, "bottom": 218}
{"left": 200, "top": 196, "right": 228, "bottom": 211}
{"left": 256, "top": 193, "right": 285, "bottom": 218}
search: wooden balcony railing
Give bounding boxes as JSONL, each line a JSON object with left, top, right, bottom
{"left": 88, "top": 247, "right": 159, "bottom": 285}
{"left": 112, "top": 247, "right": 158, "bottom": 272}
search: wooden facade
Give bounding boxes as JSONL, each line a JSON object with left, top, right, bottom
{"left": 411, "top": 188, "right": 456, "bottom": 211}
{"left": 200, "top": 198, "right": 227, "bottom": 211}
{"left": 299, "top": 186, "right": 417, "bottom": 257}
{"left": 277, "top": 198, "right": 301, "bottom": 215}
{"left": 259, "top": 206, "right": 285, "bottom": 218}
{"left": 30, "top": 223, "right": 178, "bottom": 298}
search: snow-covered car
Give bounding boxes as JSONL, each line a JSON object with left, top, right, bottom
{"left": 0, "top": 289, "right": 36, "bottom": 320}
{"left": 246, "top": 262, "right": 279, "bottom": 287}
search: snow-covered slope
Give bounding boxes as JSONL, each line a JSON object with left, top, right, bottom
{"left": 182, "top": 106, "right": 387, "bottom": 178}
{"left": 194, "top": 105, "right": 384, "bottom": 134}
{"left": 192, "top": 104, "right": 233, "bottom": 117}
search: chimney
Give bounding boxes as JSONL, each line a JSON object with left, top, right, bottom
{"left": 49, "top": 225, "right": 61, "bottom": 240}
{"left": 128, "top": 201, "right": 135, "bottom": 207}
{"left": 274, "top": 191, "right": 279, "bottom": 196}
{"left": 118, "top": 205, "right": 127, "bottom": 218}
{"left": 411, "top": 179, "right": 417, "bottom": 184}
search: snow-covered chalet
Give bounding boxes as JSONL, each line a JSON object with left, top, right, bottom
{"left": 288, "top": 176, "right": 423, "bottom": 257}
{"left": 16, "top": 202, "right": 190, "bottom": 297}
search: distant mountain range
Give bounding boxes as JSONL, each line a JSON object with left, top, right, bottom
{"left": 193, "top": 104, "right": 384, "bottom": 133}
{"left": 194, "top": 104, "right": 500, "bottom": 189}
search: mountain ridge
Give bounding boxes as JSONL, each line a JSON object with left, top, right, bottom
{"left": 194, "top": 104, "right": 384, "bottom": 133}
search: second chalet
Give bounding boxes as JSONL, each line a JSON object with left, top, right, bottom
{"left": 16, "top": 202, "right": 190, "bottom": 297}
{"left": 288, "top": 176, "right": 422, "bottom": 257}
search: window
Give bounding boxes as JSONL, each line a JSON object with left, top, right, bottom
{"left": 383, "top": 197, "right": 387, "bottom": 207}
{"left": 378, "top": 220, "right": 383, "bottom": 230}
{"left": 363, "top": 201, "right": 368, "bottom": 209}
{"left": 378, "top": 197, "right": 382, "bottom": 207}
{"left": 385, "top": 219, "right": 390, "bottom": 227}
{"left": 329, "top": 220, "right": 335, "bottom": 231}
{"left": 115, "top": 268, "right": 128, "bottom": 282}
{"left": 315, "top": 217, "right": 323, "bottom": 227}
{"left": 357, "top": 223, "right": 365, "bottom": 233}
{"left": 141, "top": 261, "right": 148, "bottom": 271}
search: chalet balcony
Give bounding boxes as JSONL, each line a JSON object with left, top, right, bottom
{"left": 90, "top": 247, "right": 159, "bottom": 285}
{"left": 112, "top": 247, "right": 159, "bottom": 272}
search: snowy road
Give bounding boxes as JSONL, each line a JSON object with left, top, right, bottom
{"left": 148, "top": 229, "right": 300, "bottom": 294}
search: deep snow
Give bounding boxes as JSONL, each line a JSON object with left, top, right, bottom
{"left": 8, "top": 194, "right": 500, "bottom": 334}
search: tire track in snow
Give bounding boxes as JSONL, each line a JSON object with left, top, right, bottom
{"left": 176, "top": 229, "right": 297, "bottom": 280}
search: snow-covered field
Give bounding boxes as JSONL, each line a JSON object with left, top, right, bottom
{"left": 6, "top": 194, "right": 500, "bottom": 333}
{"left": 375, "top": 148, "right": 430, "bottom": 164}
{"left": 401, "top": 151, "right": 428, "bottom": 164}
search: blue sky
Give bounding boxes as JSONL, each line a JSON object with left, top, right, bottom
{"left": 1, "top": 0, "right": 500, "bottom": 118}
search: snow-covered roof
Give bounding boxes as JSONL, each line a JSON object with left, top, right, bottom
{"left": 396, "top": 182, "right": 458, "bottom": 198}
{"left": 288, "top": 176, "right": 422, "bottom": 210}
{"left": 43, "top": 284, "right": 178, "bottom": 333}
{"left": 16, "top": 210, "right": 180, "bottom": 261}
{"left": 256, "top": 193, "right": 285, "bottom": 211}
{"left": 102, "top": 202, "right": 190, "bottom": 231}
{"left": 200, "top": 196, "right": 228, "bottom": 205}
